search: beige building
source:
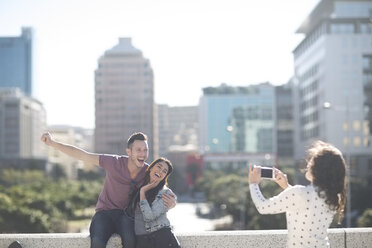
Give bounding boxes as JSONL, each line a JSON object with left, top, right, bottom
{"left": 0, "top": 88, "right": 46, "bottom": 159}
{"left": 95, "top": 38, "right": 155, "bottom": 160}
{"left": 157, "top": 104, "right": 198, "bottom": 157}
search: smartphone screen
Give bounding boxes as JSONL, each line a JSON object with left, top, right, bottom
{"left": 261, "top": 167, "right": 273, "bottom": 179}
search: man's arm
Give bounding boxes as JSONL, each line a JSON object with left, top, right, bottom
{"left": 41, "top": 132, "right": 100, "bottom": 166}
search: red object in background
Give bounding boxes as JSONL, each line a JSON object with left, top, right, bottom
{"left": 186, "top": 153, "right": 203, "bottom": 186}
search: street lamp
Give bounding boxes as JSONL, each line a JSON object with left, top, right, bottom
{"left": 323, "top": 101, "right": 352, "bottom": 227}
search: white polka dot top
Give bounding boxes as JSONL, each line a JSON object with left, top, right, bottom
{"left": 250, "top": 183, "right": 335, "bottom": 248}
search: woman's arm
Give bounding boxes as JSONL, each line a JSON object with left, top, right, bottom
{"left": 249, "top": 184, "right": 306, "bottom": 214}
{"left": 139, "top": 189, "right": 170, "bottom": 221}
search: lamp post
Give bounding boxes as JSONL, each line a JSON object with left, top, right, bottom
{"left": 323, "top": 101, "right": 352, "bottom": 227}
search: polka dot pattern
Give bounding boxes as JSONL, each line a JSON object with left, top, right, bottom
{"left": 250, "top": 184, "right": 335, "bottom": 248}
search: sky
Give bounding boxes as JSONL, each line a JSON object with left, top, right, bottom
{"left": 0, "top": 0, "right": 319, "bottom": 129}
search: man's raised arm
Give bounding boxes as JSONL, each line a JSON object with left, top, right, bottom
{"left": 41, "top": 132, "right": 100, "bottom": 166}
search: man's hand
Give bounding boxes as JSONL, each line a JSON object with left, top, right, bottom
{"left": 41, "top": 132, "right": 53, "bottom": 146}
{"left": 162, "top": 191, "right": 177, "bottom": 209}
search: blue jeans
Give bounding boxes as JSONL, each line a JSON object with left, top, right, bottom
{"left": 89, "top": 209, "right": 135, "bottom": 248}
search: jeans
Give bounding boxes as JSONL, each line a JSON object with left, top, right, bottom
{"left": 136, "top": 227, "right": 180, "bottom": 248}
{"left": 90, "top": 209, "right": 135, "bottom": 248}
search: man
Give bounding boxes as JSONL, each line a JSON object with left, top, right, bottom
{"left": 41, "top": 132, "right": 176, "bottom": 248}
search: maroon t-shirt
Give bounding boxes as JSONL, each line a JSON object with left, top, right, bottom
{"left": 95, "top": 154, "right": 148, "bottom": 211}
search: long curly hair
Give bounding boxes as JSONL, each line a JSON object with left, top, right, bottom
{"left": 306, "top": 141, "right": 346, "bottom": 223}
{"left": 127, "top": 158, "right": 173, "bottom": 214}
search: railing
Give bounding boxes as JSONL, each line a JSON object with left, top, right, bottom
{"left": 0, "top": 228, "right": 371, "bottom": 248}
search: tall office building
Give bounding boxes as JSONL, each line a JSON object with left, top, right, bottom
{"left": 0, "top": 27, "right": 33, "bottom": 95}
{"left": 0, "top": 88, "right": 46, "bottom": 159}
{"left": 95, "top": 38, "right": 155, "bottom": 160}
{"left": 292, "top": 0, "right": 372, "bottom": 183}
{"left": 157, "top": 104, "right": 198, "bottom": 157}
{"left": 199, "top": 83, "right": 277, "bottom": 168}
{"left": 275, "top": 81, "right": 294, "bottom": 167}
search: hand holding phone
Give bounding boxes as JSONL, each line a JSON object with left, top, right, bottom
{"left": 254, "top": 165, "right": 274, "bottom": 179}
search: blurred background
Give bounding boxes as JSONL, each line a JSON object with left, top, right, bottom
{"left": 0, "top": 0, "right": 372, "bottom": 233}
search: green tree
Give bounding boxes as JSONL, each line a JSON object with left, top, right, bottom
{"left": 357, "top": 208, "right": 372, "bottom": 227}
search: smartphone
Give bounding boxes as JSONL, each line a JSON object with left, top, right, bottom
{"left": 254, "top": 165, "right": 274, "bottom": 179}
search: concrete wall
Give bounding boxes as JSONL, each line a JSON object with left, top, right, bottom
{"left": 0, "top": 228, "right": 371, "bottom": 248}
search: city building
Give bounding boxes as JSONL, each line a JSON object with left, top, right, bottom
{"left": 292, "top": 0, "right": 372, "bottom": 185}
{"left": 0, "top": 88, "right": 46, "bottom": 159}
{"left": 199, "top": 83, "right": 277, "bottom": 168}
{"left": 157, "top": 104, "right": 198, "bottom": 157}
{"left": 94, "top": 38, "right": 155, "bottom": 160}
{"left": 0, "top": 27, "right": 33, "bottom": 95}
{"left": 275, "top": 81, "right": 294, "bottom": 167}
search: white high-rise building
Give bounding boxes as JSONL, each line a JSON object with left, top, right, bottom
{"left": 292, "top": 0, "right": 372, "bottom": 183}
{"left": 0, "top": 88, "right": 46, "bottom": 159}
{"left": 94, "top": 38, "right": 155, "bottom": 160}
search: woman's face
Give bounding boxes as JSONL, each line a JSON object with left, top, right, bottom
{"left": 305, "top": 159, "right": 313, "bottom": 182}
{"left": 149, "top": 161, "right": 169, "bottom": 183}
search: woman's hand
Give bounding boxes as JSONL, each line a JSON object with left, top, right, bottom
{"left": 140, "top": 180, "right": 161, "bottom": 201}
{"left": 248, "top": 165, "right": 261, "bottom": 184}
{"left": 141, "top": 180, "right": 160, "bottom": 193}
{"left": 273, "top": 168, "right": 290, "bottom": 190}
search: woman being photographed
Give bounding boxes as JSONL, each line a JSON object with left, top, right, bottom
{"left": 126, "top": 157, "right": 180, "bottom": 248}
{"left": 248, "top": 141, "right": 346, "bottom": 248}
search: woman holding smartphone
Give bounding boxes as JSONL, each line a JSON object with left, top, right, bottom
{"left": 249, "top": 141, "right": 346, "bottom": 248}
{"left": 126, "top": 157, "right": 180, "bottom": 248}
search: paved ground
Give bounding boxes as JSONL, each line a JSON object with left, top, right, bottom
{"left": 168, "top": 202, "right": 215, "bottom": 232}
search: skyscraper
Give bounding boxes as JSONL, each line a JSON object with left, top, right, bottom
{"left": 292, "top": 0, "right": 372, "bottom": 183}
{"left": 199, "top": 83, "right": 277, "bottom": 168}
{"left": 0, "top": 88, "right": 46, "bottom": 159}
{"left": 0, "top": 27, "right": 33, "bottom": 95}
{"left": 275, "top": 81, "right": 294, "bottom": 167}
{"left": 94, "top": 38, "right": 155, "bottom": 160}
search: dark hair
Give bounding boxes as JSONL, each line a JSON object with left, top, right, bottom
{"left": 127, "top": 158, "right": 173, "bottom": 214}
{"left": 127, "top": 132, "right": 147, "bottom": 149}
{"left": 306, "top": 140, "right": 346, "bottom": 223}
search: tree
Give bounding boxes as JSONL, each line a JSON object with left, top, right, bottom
{"left": 357, "top": 208, "right": 372, "bottom": 227}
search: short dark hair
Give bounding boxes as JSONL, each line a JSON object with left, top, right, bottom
{"left": 127, "top": 132, "right": 148, "bottom": 149}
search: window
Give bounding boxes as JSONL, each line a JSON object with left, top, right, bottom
{"left": 353, "top": 120, "right": 361, "bottom": 131}
{"left": 360, "top": 23, "right": 372, "bottom": 34}
{"left": 364, "top": 137, "right": 370, "bottom": 147}
{"left": 363, "top": 55, "right": 372, "bottom": 70}
{"left": 343, "top": 122, "right": 349, "bottom": 131}
{"left": 354, "top": 137, "right": 361, "bottom": 147}
{"left": 344, "top": 137, "right": 349, "bottom": 147}
{"left": 330, "top": 23, "right": 355, "bottom": 34}
{"left": 363, "top": 121, "right": 370, "bottom": 135}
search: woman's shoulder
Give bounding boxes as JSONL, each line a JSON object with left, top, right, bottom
{"left": 285, "top": 184, "right": 310, "bottom": 194}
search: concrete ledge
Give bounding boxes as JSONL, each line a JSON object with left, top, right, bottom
{"left": 0, "top": 228, "right": 371, "bottom": 248}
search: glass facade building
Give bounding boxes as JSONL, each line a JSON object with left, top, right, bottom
{"left": 0, "top": 27, "right": 33, "bottom": 95}
{"left": 199, "top": 83, "right": 276, "bottom": 155}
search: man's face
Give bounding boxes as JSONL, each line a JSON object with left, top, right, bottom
{"left": 127, "top": 140, "right": 149, "bottom": 169}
